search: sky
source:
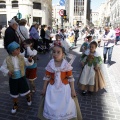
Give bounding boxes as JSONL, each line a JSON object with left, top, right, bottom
{"left": 52, "top": 0, "right": 105, "bottom": 12}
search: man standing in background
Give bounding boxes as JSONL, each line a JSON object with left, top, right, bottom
{"left": 74, "top": 26, "right": 79, "bottom": 46}
{"left": 4, "top": 19, "right": 19, "bottom": 50}
{"left": 1, "top": 25, "right": 7, "bottom": 39}
{"left": 102, "top": 27, "right": 116, "bottom": 65}
{"left": 45, "top": 26, "right": 52, "bottom": 50}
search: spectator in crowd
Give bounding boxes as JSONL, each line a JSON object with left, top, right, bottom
{"left": 45, "top": 26, "right": 52, "bottom": 50}
{"left": 90, "top": 27, "right": 95, "bottom": 35}
{"left": 1, "top": 25, "right": 7, "bottom": 39}
{"left": 115, "top": 26, "right": 120, "bottom": 45}
{"left": 68, "top": 28, "right": 75, "bottom": 43}
{"left": 26, "top": 23, "right": 30, "bottom": 34}
{"left": 102, "top": 26, "right": 116, "bottom": 65}
{"left": 17, "top": 19, "right": 29, "bottom": 42}
{"left": 4, "top": 18, "right": 19, "bottom": 50}
{"left": 82, "top": 25, "right": 90, "bottom": 34}
{"left": 74, "top": 27, "right": 79, "bottom": 46}
{"left": 40, "top": 25, "right": 47, "bottom": 45}
{"left": 29, "top": 22, "right": 39, "bottom": 50}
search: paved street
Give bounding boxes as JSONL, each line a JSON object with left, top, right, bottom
{"left": 0, "top": 39, "right": 120, "bottom": 120}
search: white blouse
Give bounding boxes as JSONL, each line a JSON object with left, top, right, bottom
{"left": 0, "top": 56, "right": 34, "bottom": 76}
{"left": 20, "top": 46, "right": 37, "bottom": 57}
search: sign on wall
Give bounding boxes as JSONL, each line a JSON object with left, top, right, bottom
{"left": 59, "top": 9, "right": 64, "bottom": 16}
{"left": 59, "top": 0, "right": 65, "bottom": 6}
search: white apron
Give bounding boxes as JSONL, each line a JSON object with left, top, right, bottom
{"left": 79, "top": 64, "right": 95, "bottom": 85}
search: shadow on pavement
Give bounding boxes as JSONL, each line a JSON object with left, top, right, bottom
{"left": 70, "top": 48, "right": 120, "bottom": 120}
{"left": 110, "top": 61, "right": 116, "bottom": 66}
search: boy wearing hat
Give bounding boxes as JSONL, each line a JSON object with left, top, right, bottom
{"left": 0, "top": 41, "right": 34, "bottom": 114}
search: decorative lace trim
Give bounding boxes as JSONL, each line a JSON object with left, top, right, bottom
{"left": 85, "top": 49, "right": 100, "bottom": 57}
{"left": 45, "top": 59, "right": 73, "bottom": 73}
{"left": 44, "top": 110, "right": 75, "bottom": 119}
{"left": 43, "top": 75, "right": 51, "bottom": 81}
{"left": 68, "top": 75, "right": 75, "bottom": 82}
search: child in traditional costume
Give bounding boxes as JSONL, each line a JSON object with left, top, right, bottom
{"left": 50, "top": 34, "right": 62, "bottom": 59}
{"left": 60, "top": 29, "right": 70, "bottom": 53}
{"left": 53, "top": 34, "right": 61, "bottom": 46}
{"left": 80, "top": 35, "right": 92, "bottom": 53}
{"left": 38, "top": 45, "right": 82, "bottom": 120}
{"left": 22, "top": 39, "right": 37, "bottom": 93}
{"left": 78, "top": 41, "right": 105, "bottom": 95}
{"left": 0, "top": 41, "right": 34, "bottom": 114}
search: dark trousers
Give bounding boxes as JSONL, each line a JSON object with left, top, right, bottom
{"left": 45, "top": 39, "right": 50, "bottom": 49}
{"left": 42, "top": 38, "right": 46, "bottom": 45}
{"left": 33, "top": 39, "right": 38, "bottom": 50}
{"left": 74, "top": 37, "right": 78, "bottom": 46}
{"left": 103, "top": 46, "right": 114, "bottom": 63}
{"left": 115, "top": 36, "right": 120, "bottom": 44}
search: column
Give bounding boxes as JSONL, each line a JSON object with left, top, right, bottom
{"left": 84, "top": 0, "right": 87, "bottom": 26}
{"left": 69, "top": 0, "right": 74, "bottom": 27}
{"left": 6, "top": 0, "right": 11, "bottom": 24}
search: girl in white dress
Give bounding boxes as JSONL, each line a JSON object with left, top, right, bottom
{"left": 78, "top": 41, "right": 105, "bottom": 95}
{"left": 38, "top": 45, "right": 82, "bottom": 120}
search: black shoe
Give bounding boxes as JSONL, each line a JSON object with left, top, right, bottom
{"left": 104, "top": 55, "right": 106, "bottom": 63}
{"left": 104, "top": 59, "right": 106, "bottom": 63}
{"left": 82, "top": 91, "right": 87, "bottom": 96}
{"left": 88, "top": 91, "right": 93, "bottom": 95}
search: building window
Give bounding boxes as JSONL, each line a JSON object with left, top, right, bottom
{"left": 33, "top": 2, "right": 41, "bottom": 10}
{"left": 0, "top": 1, "right": 6, "bottom": 8}
{"left": 74, "top": 0, "right": 84, "bottom": 16}
{"left": 12, "top": 1, "right": 18, "bottom": 8}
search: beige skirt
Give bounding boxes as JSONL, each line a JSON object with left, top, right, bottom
{"left": 37, "top": 96, "right": 82, "bottom": 120}
{"left": 78, "top": 69, "right": 106, "bottom": 92}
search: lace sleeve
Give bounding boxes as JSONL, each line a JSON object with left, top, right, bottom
{"left": 43, "top": 70, "right": 51, "bottom": 81}
{"left": 67, "top": 70, "right": 75, "bottom": 82}
{"left": 68, "top": 75, "right": 75, "bottom": 82}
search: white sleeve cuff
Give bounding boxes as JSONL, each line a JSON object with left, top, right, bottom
{"left": 0, "top": 66, "right": 9, "bottom": 76}
{"left": 43, "top": 75, "right": 51, "bottom": 81}
{"left": 68, "top": 75, "right": 75, "bottom": 82}
{"left": 24, "top": 57, "right": 34, "bottom": 66}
